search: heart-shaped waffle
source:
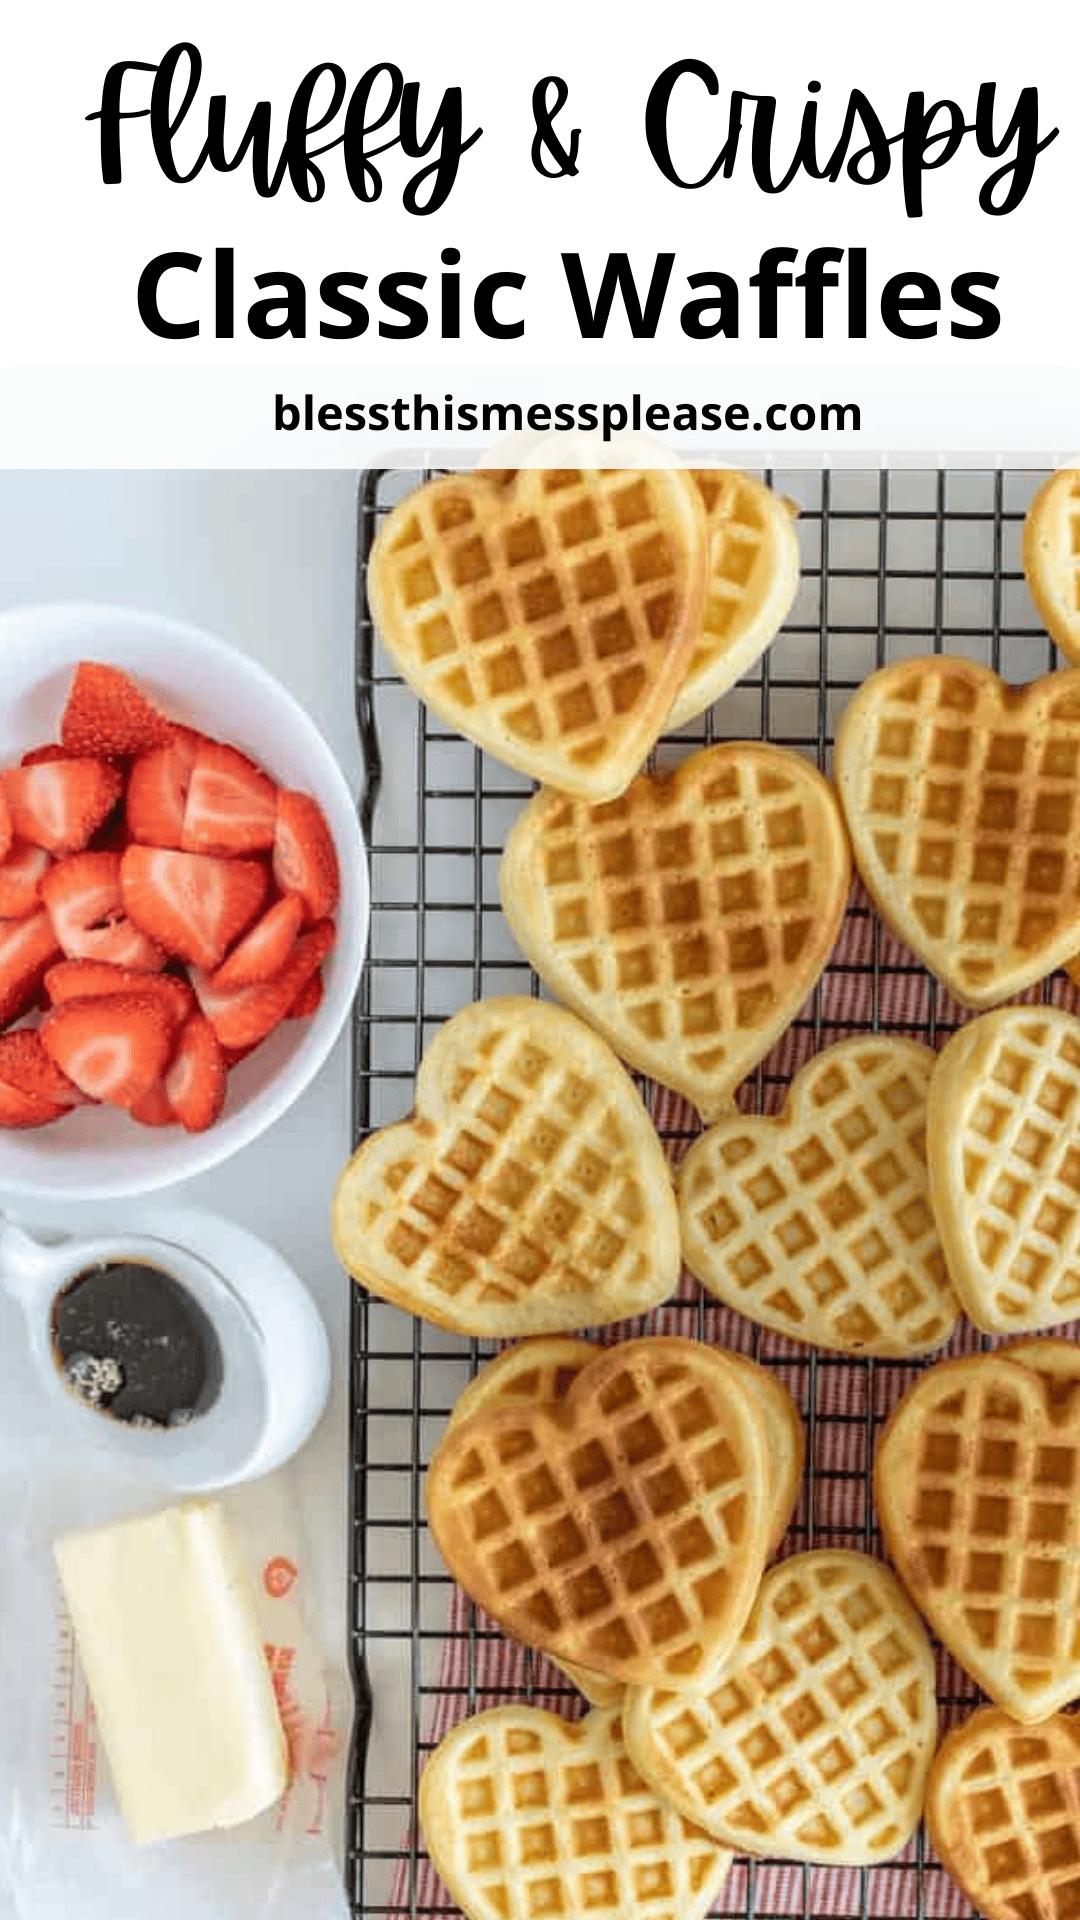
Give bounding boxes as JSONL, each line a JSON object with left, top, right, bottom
{"left": 501, "top": 743, "right": 851, "bottom": 1122}
{"left": 331, "top": 998, "right": 679, "bottom": 1338}
{"left": 876, "top": 1353, "right": 1080, "bottom": 1722}
{"left": 928, "top": 1006, "right": 1080, "bottom": 1333}
{"left": 666, "top": 469, "right": 800, "bottom": 726}
{"left": 426, "top": 1337, "right": 770, "bottom": 1689}
{"left": 367, "top": 468, "right": 707, "bottom": 800}
{"left": 419, "top": 1705, "right": 732, "bottom": 1920}
{"left": 1024, "top": 468, "right": 1080, "bottom": 665}
{"left": 927, "top": 1705, "right": 1080, "bottom": 1920}
{"left": 834, "top": 656, "right": 1080, "bottom": 1007}
{"left": 626, "top": 1550, "right": 937, "bottom": 1865}
{"left": 678, "top": 1037, "right": 960, "bottom": 1356}
{"left": 445, "top": 1337, "right": 803, "bottom": 1707}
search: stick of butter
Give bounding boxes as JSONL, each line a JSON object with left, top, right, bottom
{"left": 54, "top": 1500, "right": 288, "bottom": 1845}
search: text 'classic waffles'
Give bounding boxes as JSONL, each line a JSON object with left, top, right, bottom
{"left": 626, "top": 1550, "right": 937, "bottom": 1866}
{"left": 928, "top": 1005, "right": 1080, "bottom": 1334}
{"left": 678, "top": 1037, "right": 960, "bottom": 1356}
{"left": 419, "top": 1705, "right": 732, "bottom": 1920}
{"left": 875, "top": 1351, "right": 1080, "bottom": 1722}
{"left": 331, "top": 997, "right": 679, "bottom": 1338}
{"left": 426, "top": 1337, "right": 771, "bottom": 1690}
{"left": 1024, "top": 466, "right": 1080, "bottom": 667}
{"left": 928, "top": 1704, "right": 1080, "bottom": 1920}
{"left": 501, "top": 742, "right": 851, "bottom": 1122}
{"left": 366, "top": 468, "right": 707, "bottom": 800}
{"left": 835, "top": 655, "right": 1080, "bottom": 1007}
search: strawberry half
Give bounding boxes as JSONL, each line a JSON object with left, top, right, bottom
{"left": 120, "top": 847, "right": 268, "bottom": 972}
{"left": 0, "top": 787, "right": 11, "bottom": 865}
{"left": 0, "top": 911, "right": 62, "bottom": 1028}
{"left": 287, "top": 968, "right": 324, "bottom": 1020}
{"left": 181, "top": 740, "right": 277, "bottom": 857}
{"left": 0, "top": 1029, "right": 88, "bottom": 1108}
{"left": 193, "top": 919, "right": 335, "bottom": 1050}
{"left": 273, "top": 790, "right": 339, "bottom": 920}
{"left": 0, "top": 843, "right": 50, "bottom": 918}
{"left": 42, "top": 851, "right": 165, "bottom": 971}
{"left": 209, "top": 894, "right": 303, "bottom": 992}
{"left": 40, "top": 992, "right": 175, "bottom": 1109}
{"left": 0, "top": 1080, "right": 68, "bottom": 1128}
{"left": 60, "top": 661, "right": 174, "bottom": 759}
{"left": 126, "top": 729, "right": 201, "bottom": 849}
{"left": 2, "top": 758, "right": 122, "bottom": 856}
{"left": 44, "top": 959, "right": 194, "bottom": 1026}
{"left": 21, "top": 745, "right": 73, "bottom": 767}
{"left": 165, "top": 1012, "right": 227, "bottom": 1134}
{"left": 129, "top": 1080, "right": 176, "bottom": 1128}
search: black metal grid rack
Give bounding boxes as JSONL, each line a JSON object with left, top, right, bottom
{"left": 347, "top": 465, "right": 1062, "bottom": 1920}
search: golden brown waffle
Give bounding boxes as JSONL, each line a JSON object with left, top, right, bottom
{"left": 666, "top": 470, "right": 800, "bottom": 727}
{"left": 1024, "top": 467, "right": 1080, "bottom": 666}
{"left": 927, "top": 1006, "right": 1080, "bottom": 1334}
{"left": 626, "top": 1550, "right": 936, "bottom": 1865}
{"left": 331, "top": 998, "right": 679, "bottom": 1338}
{"left": 875, "top": 1353, "right": 1080, "bottom": 1722}
{"left": 366, "top": 469, "right": 707, "bottom": 801}
{"left": 834, "top": 656, "right": 1080, "bottom": 1007}
{"left": 927, "top": 1704, "right": 1080, "bottom": 1920}
{"left": 419, "top": 1704, "right": 732, "bottom": 1920}
{"left": 501, "top": 743, "right": 851, "bottom": 1122}
{"left": 426, "top": 1337, "right": 771, "bottom": 1690}
{"left": 679, "top": 1037, "right": 959, "bottom": 1357}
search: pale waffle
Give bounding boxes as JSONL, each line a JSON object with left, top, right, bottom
{"left": 1023, "top": 467, "right": 1080, "bottom": 666}
{"left": 626, "top": 1550, "right": 937, "bottom": 1865}
{"left": 834, "top": 655, "right": 1080, "bottom": 1007}
{"left": 875, "top": 1353, "right": 1080, "bottom": 1722}
{"left": 425, "top": 1337, "right": 771, "bottom": 1690}
{"left": 330, "top": 998, "right": 680, "bottom": 1338}
{"left": 500, "top": 742, "right": 851, "bottom": 1122}
{"left": 678, "top": 1037, "right": 960, "bottom": 1357}
{"left": 666, "top": 469, "right": 800, "bottom": 727}
{"left": 927, "top": 1006, "right": 1080, "bottom": 1334}
{"left": 366, "top": 468, "right": 708, "bottom": 801}
{"left": 418, "top": 1704, "right": 732, "bottom": 1920}
{"left": 927, "top": 1704, "right": 1080, "bottom": 1920}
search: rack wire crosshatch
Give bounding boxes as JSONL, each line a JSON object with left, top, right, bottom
{"left": 347, "top": 465, "right": 1071, "bottom": 1920}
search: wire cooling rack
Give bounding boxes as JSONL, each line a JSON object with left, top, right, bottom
{"left": 347, "top": 465, "right": 1066, "bottom": 1920}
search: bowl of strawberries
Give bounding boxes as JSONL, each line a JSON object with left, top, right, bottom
{"left": 0, "top": 604, "right": 368, "bottom": 1197}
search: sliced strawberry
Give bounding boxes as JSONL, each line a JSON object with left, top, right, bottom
{"left": 2, "top": 759, "right": 122, "bottom": 856}
{"left": 0, "top": 1029, "right": 88, "bottom": 1107}
{"left": 287, "top": 968, "right": 324, "bottom": 1019}
{"left": 209, "top": 894, "right": 304, "bottom": 992}
{"left": 40, "top": 992, "right": 175, "bottom": 1108}
{"left": 273, "top": 790, "right": 339, "bottom": 920}
{"left": 0, "top": 1081, "right": 67, "bottom": 1128}
{"left": 0, "top": 787, "right": 11, "bottom": 865}
{"left": 120, "top": 847, "right": 267, "bottom": 972}
{"left": 165, "top": 1012, "right": 227, "bottom": 1134}
{"left": 43, "top": 959, "right": 193, "bottom": 1026}
{"left": 41, "top": 852, "right": 165, "bottom": 971}
{"left": 181, "top": 740, "right": 277, "bottom": 857}
{"left": 0, "top": 843, "right": 50, "bottom": 918}
{"left": 126, "top": 730, "right": 201, "bottom": 849}
{"left": 130, "top": 1080, "right": 177, "bottom": 1127}
{"left": 60, "top": 661, "right": 174, "bottom": 759}
{"left": 0, "top": 911, "right": 62, "bottom": 1028}
{"left": 193, "top": 919, "right": 334, "bottom": 1050}
{"left": 21, "top": 744, "right": 73, "bottom": 767}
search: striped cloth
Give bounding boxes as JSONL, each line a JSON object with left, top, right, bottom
{"left": 386, "top": 888, "right": 1080, "bottom": 1918}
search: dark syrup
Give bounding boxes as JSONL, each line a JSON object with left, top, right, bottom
{"left": 50, "top": 1261, "right": 223, "bottom": 1429}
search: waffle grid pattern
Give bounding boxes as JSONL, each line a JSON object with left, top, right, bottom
{"left": 428, "top": 1347, "right": 764, "bottom": 1685}
{"left": 931, "top": 1710, "right": 1080, "bottom": 1920}
{"left": 422, "top": 1709, "right": 731, "bottom": 1920}
{"left": 942, "top": 1012, "right": 1080, "bottom": 1327}
{"left": 667, "top": 470, "right": 799, "bottom": 725}
{"left": 350, "top": 465, "right": 1077, "bottom": 1920}
{"left": 370, "top": 469, "right": 698, "bottom": 785}
{"left": 629, "top": 1554, "right": 934, "bottom": 1863}
{"left": 679, "top": 1040, "right": 957, "bottom": 1355}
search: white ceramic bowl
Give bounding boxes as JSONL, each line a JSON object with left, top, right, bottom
{"left": 0, "top": 604, "right": 368, "bottom": 1199}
